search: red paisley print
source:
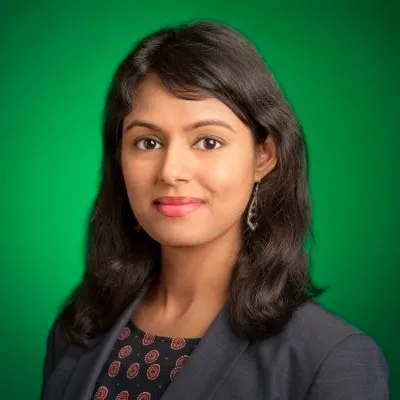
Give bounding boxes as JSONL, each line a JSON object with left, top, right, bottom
{"left": 118, "top": 345, "right": 132, "bottom": 359}
{"left": 175, "top": 355, "right": 189, "bottom": 367}
{"left": 118, "top": 326, "right": 131, "bottom": 341}
{"left": 127, "top": 362, "right": 140, "bottom": 379}
{"left": 144, "top": 350, "right": 160, "bottom": 364}
{"left": 108, "top": 360, "right": 121, "bottom": 377}
{"left": 116, "top": 390, "right": 129, "bottom": 400}
{"left": 142, "top": 333, "right": 155, "bottom": 346}
{"left": 171, "top": 338, "right": 186, "bottom": 350}
{"left": 170, "top": 366, "right": 181, "bottom": 381}
{"left": 146, "top": 364, "right": 161, "bottom": 380}
{"left": 137, "top": 393, "right": 151, "bottom": 400}
{"left": 94, "top": 386, "right": 108, "bottom": 400}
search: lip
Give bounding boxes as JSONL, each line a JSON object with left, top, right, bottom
{"left": 154, "top": 197, "right": 203, "bottom": 205}
{"left": 153, "top": 197, "right": 203, "bottom": 218}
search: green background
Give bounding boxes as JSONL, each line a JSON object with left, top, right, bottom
{"left": 1, "top": 0, "right": 399, "bottom": 398}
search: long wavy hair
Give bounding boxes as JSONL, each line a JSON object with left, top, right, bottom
{"left": 60, "top": 20, "right": 324, "bottom": 348}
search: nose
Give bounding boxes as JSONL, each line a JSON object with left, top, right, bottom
{"left": 157, "top": 141, "right": 193, "bottom": 185}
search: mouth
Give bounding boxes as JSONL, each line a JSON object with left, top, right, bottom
{"left": 153, "top": 197, "right": 203, "bottom": 218}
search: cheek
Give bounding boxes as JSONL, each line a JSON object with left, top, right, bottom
{"left": 121, "top": 159, "right": 153, "bottom": 209}
{"left": 203, "top": 149, "right": 255, "bottom": 211}
{"left": 210, "top": 158, "right": 253, "bottom": 182}
{"left": 214, "top": 141, "right": 255, "bottom": 183}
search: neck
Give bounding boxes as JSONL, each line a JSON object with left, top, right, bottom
{"left": 150, "top": 227, "right": 241, "bottom": 318}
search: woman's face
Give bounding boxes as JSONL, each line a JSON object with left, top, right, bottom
{"left": 121, "top": 75, "right": 276, "bottom": 247}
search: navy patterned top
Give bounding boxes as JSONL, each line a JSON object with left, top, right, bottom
{"left": 91, "top": 319, "right": 202, "bottom": 400}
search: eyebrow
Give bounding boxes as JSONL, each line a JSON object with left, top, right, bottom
{"left": 123, "top": 119, "right": 236, "bottom": 134}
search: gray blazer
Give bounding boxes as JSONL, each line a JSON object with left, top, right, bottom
{"left": 41, "top": 287, "right": 389, "bottom": 399}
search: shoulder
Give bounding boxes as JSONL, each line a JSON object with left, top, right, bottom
{"left": 42, "top": 316, "right": 71, "bottom": 386}
{"left": 284, "top": 300, "right": 361, "bottom": 347}
{"left": 287, "top": 301, "right": 388, "bottom": 369}
{"left": 48, "top": 316, "right": 71, "bottom": 355}
{"left": 252, "top": 301, "right": 361, "bottom": 362}
{"left": 253, "top": 301, "right": 389, "bottom": 398}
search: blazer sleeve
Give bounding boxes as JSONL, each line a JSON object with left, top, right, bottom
{"left": 305, "top": 333, "right": 389, "bottom": 399}
{"left": 41, "top": 317, "right": 70, "bottom": 398}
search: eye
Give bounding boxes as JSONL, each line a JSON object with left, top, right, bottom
{"left": 193, "top": 137, "right": 223, "bottom": 150}
{"left": 135, "top": 137, "right": 162, "bottom": 151}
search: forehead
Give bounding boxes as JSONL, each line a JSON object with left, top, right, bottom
{"left": 124, "top": 75, "right": 243, "bottom": 128}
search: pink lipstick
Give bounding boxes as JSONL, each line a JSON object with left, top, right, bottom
{"left": 153, "top": 197, "right": 203, "bottom": 218}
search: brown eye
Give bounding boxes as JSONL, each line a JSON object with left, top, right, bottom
{"left": 194, "top": 137, "right": 223, "bottom": 150}
{"left": 136, "top": 138, "right": 162, "bottom": 150}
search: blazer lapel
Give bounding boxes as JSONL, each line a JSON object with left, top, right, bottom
{"left": 160, "top": 304, "right": 250, "bottom": 400}
{"left": 46, "top": 286, "right": 250, "bottom": 400}
{"left": 57, "top": 286, "right": 149, "bottom": 400}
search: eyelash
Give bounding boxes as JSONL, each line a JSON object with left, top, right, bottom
{"left": 133, "top": 135, "right": 225, "bottom": 151}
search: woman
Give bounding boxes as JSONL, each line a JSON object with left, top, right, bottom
{"left": 41, "top": 20, "right": 389, "bottom": 399}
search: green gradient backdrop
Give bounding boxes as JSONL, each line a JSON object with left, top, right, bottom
{"left": 1, "top": 1, "right": 399, "bottom": 398}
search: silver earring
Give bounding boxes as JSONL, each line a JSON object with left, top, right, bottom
{"left": 247, "top": 182, "right": 259, "bottom": 231}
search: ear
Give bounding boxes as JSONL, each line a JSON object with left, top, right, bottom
{"left": 254, "top": 136, "right": 277, "bottom": 182}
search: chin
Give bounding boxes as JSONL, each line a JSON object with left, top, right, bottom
{"left": 144, "top": 226, "right": 211, "bottom": 248}
{"left": 156, "top": 234, "right": 207, "bottom": 248}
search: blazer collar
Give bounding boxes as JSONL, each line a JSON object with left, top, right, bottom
{"left": 50, "top": 286, "right": 250, "bottom": 400}
{"left": 160, "top": 303, "right": 250, "bottom": 400}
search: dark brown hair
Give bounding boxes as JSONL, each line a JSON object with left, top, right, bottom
{"left": 60, "top": 20, "right": 324, "bottom": 347}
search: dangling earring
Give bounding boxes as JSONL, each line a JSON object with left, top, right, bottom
{"left": 247, "top": 182, "right": 259, "bottom": 231}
